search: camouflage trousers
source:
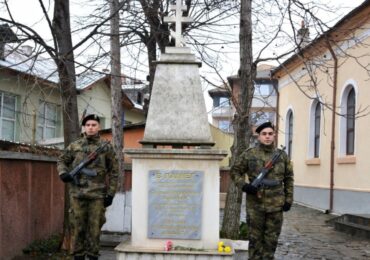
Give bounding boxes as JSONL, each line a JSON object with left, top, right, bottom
{"left": 69, "top": 197, "right": 106, "bottom": 257}
{"left": 247, "top": 208, "right": 283, "bottom": 260}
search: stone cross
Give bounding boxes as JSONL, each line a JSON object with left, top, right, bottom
{"left": 163, "top": 0, "right": 193, "bottom": 47}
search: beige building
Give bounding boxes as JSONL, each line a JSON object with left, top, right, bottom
{"left": 0, "top": 39, "right": 145, "bottom": 146}
{"left": 0, "top": 42, "right": 62, "bottom": 144}
{"left": 76, "top": 73, "right": 146, "bottom": 130}
{"left": 273, "top": 0, "right": 370, "bottom": 214}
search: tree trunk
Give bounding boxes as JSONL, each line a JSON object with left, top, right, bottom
{"left": 52, "top": 0, "right": 79, "bottom": 252}
{"left": 144, "top": 28, "right": 157, "bottom": 114}
{"left": 109, "top": 0, "right": 124, "bottom": 190}
{"left": 221, "top": 0, "right": 255, "bottom": 239}
{"left": 53, "top": 0, "right": 80, "bottom": 144}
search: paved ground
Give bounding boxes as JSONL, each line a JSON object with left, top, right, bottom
{"left": 100, "top": 204, "right": 370, "bottom": 259}
{"left": 275, "top": 204, "right": 370, "bottom": 260}
{"left": 13, "top": 204, "right": 369, "bottom": 259}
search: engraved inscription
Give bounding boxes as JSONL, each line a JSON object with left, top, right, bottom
{"left": 148, "top": 170, "right": 203, "bottom": 239}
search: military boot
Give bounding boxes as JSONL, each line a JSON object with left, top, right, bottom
{"left": 74, "top": 255, "right": 85, "bottom": 260}
{"left": 87, "top": 255, "right": 98, "bottom": 260}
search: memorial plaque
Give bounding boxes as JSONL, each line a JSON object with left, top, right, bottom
{"left": 148, "top": 170, "right": 203, "bottom": 239}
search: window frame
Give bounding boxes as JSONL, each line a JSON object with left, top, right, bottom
{"left": 346, "top": 88, "right": 355, "bottom": 155}
{"left": 0, "top": 91, "right": 17, "bottom": 141}
{"left": 286, "top": 109, "right": 294, "bottom": 159}
{"left": 37, "top": 101, "right": 58, "bottom": 140}
{"left": 339, "top": 82, "right": 357, "bottom": 157}
{"left": 313, "top": 102, "right": 321, "bottom": 158}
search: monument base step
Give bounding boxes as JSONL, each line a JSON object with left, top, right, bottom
{"left": 115, "top": 241, "right": 234, "bottom": 260}
{"left": 100, "top": 231, "right": 130, "bottom": 247}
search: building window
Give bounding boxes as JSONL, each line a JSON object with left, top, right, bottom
{"left": 213, "top": 96, "right": 230, "bottom": 108}
{"left": 251, "top": 111, "right": 275, "bottom": 126}
{"left": 0, "top": 92, "right": 16, "bottom": 141}
{"left": 346, "top": 88, "right": 355, "bottom": 155}
{"left": 137, "top": 92, "right": 142, "bottom": 104}
{"left": 254, "top": 84, "right": 275, "bottom": 96}
{"left": 286, "top": 110, "right": 293, "bottom": 159}
{"left": 219, "top": 97, "right": 230, "bottom": 107}
{"left": 314, "top": 102, "right": 321, "bottom": 158}
{"left": 37, "top": 101, "right": 57, "bottom": 140}
{"left": 219, "top": 120, "right": 232, "bottom": 132}
{"left": 339, "top": 83, "right": 357, "bottom": 157}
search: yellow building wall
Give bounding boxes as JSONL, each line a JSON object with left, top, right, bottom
{"left": 277, "top": 23, "right": 370, "bottom": 193}
{"left": 209, "top": 124, "right": 233, "bottom": 168}
{"left": 78, "top": 83, "right": 112, "bottom": 129}
{"left": 124, "top": 109, "right": 145, "bottom": 124}
{"left": 78, "top": 83, "right": 145, "bottom": 130}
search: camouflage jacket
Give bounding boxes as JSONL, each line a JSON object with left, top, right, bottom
{"left": 231, "top": 143, "right": 294, "bottom": 212}
{"left": 57, "top": 134, "right": 118, "bottom": 199}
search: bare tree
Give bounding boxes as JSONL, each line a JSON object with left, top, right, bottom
{"left": 221, "top": 0, "right": 255, "bottom": 239}
{"left": 110, "top": 0, "right": 124, "bottom": 190}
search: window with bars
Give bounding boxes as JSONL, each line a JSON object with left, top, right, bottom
{"left": 0, "top": 92, "right": 16, "bottom": 141}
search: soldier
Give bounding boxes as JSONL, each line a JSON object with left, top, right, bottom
{"left": 231, "top": 121, "right": 294, "bottom": 260}
{"left": 58, "top": 114, "right": 118, "bottom": 260}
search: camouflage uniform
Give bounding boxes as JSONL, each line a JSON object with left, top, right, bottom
{"left": 58, "top": 134, "right": 118, "bottom": 258}
{"left": 231, "top": 143, "right": 294, "bottom": 260}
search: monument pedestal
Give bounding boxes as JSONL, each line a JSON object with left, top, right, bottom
{"left": 115, "top": 3, "right": 231, "bottom": 257}
{"left": 115, "top": 148, "right": 230, "bottom": 259}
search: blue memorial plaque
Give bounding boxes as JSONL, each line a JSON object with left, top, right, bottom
{"left": 148, "top": 170, "right": 204, "bottom": 239}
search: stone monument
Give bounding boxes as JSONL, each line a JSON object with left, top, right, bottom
{"left": 115, "top": 1, "right": 231, "bottom": 259}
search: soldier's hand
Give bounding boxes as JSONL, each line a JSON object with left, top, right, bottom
{"left": 242, "top": 183, "right": 258, "bottom": 195}
{"left": 282, "top": 202, "right": 292, "bottom": 212}
{"left": 59, "top": 173, "right": 73, "bottom": 183}
{"left": 104, "top": 195, "right": 114, "bottom": 207}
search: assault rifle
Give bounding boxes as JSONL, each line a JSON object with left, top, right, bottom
{"left": 69, "top": 141, "right": 110, "bottom": 186}
{"left": 251, "top": 145, "right": 286, "bottom": 189}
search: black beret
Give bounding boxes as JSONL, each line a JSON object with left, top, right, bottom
{"left": 82, "top": 114, "right": 100, "bottom": 126}
{"left": 256, "top": 121, "right": 274, "bottom": 134}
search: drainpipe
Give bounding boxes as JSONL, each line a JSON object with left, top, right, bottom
{"left": 327, "top": 42, "right": 338, "bottom": 212}
{"left": 272, "top": 78, "right": 279, "bottom": 145}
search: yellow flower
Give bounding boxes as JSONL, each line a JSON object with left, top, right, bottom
{"left": 218, "top": 246, "right": 224, "bottom": 252}
{"left": 218, "top": 241, "right": 224, "bottom": 247}
{"left": 224, "top": 246, "right": 231, "bottom": 253}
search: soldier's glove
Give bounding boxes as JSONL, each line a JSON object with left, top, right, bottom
{"left": 242, "top": 183, "right": 258, "bottom": 195}
{"left": 282, "top": 202, "right": 292, "bottom": 212}
{"left": 104, "top": 195, "right": 114, "bottom": 208}
{"left": 60, "top": 172, "right": 73, "bottom": 183}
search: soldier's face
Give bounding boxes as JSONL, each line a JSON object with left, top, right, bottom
{"left": 84, "top": 120, "right": 100, "bottom": 136}
{"left": 258, "top": 127, "right": 275, "bottom": 145}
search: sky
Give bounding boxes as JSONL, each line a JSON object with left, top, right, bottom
{"left": 0, "top": 0, "right": 366, "bottom": 119}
